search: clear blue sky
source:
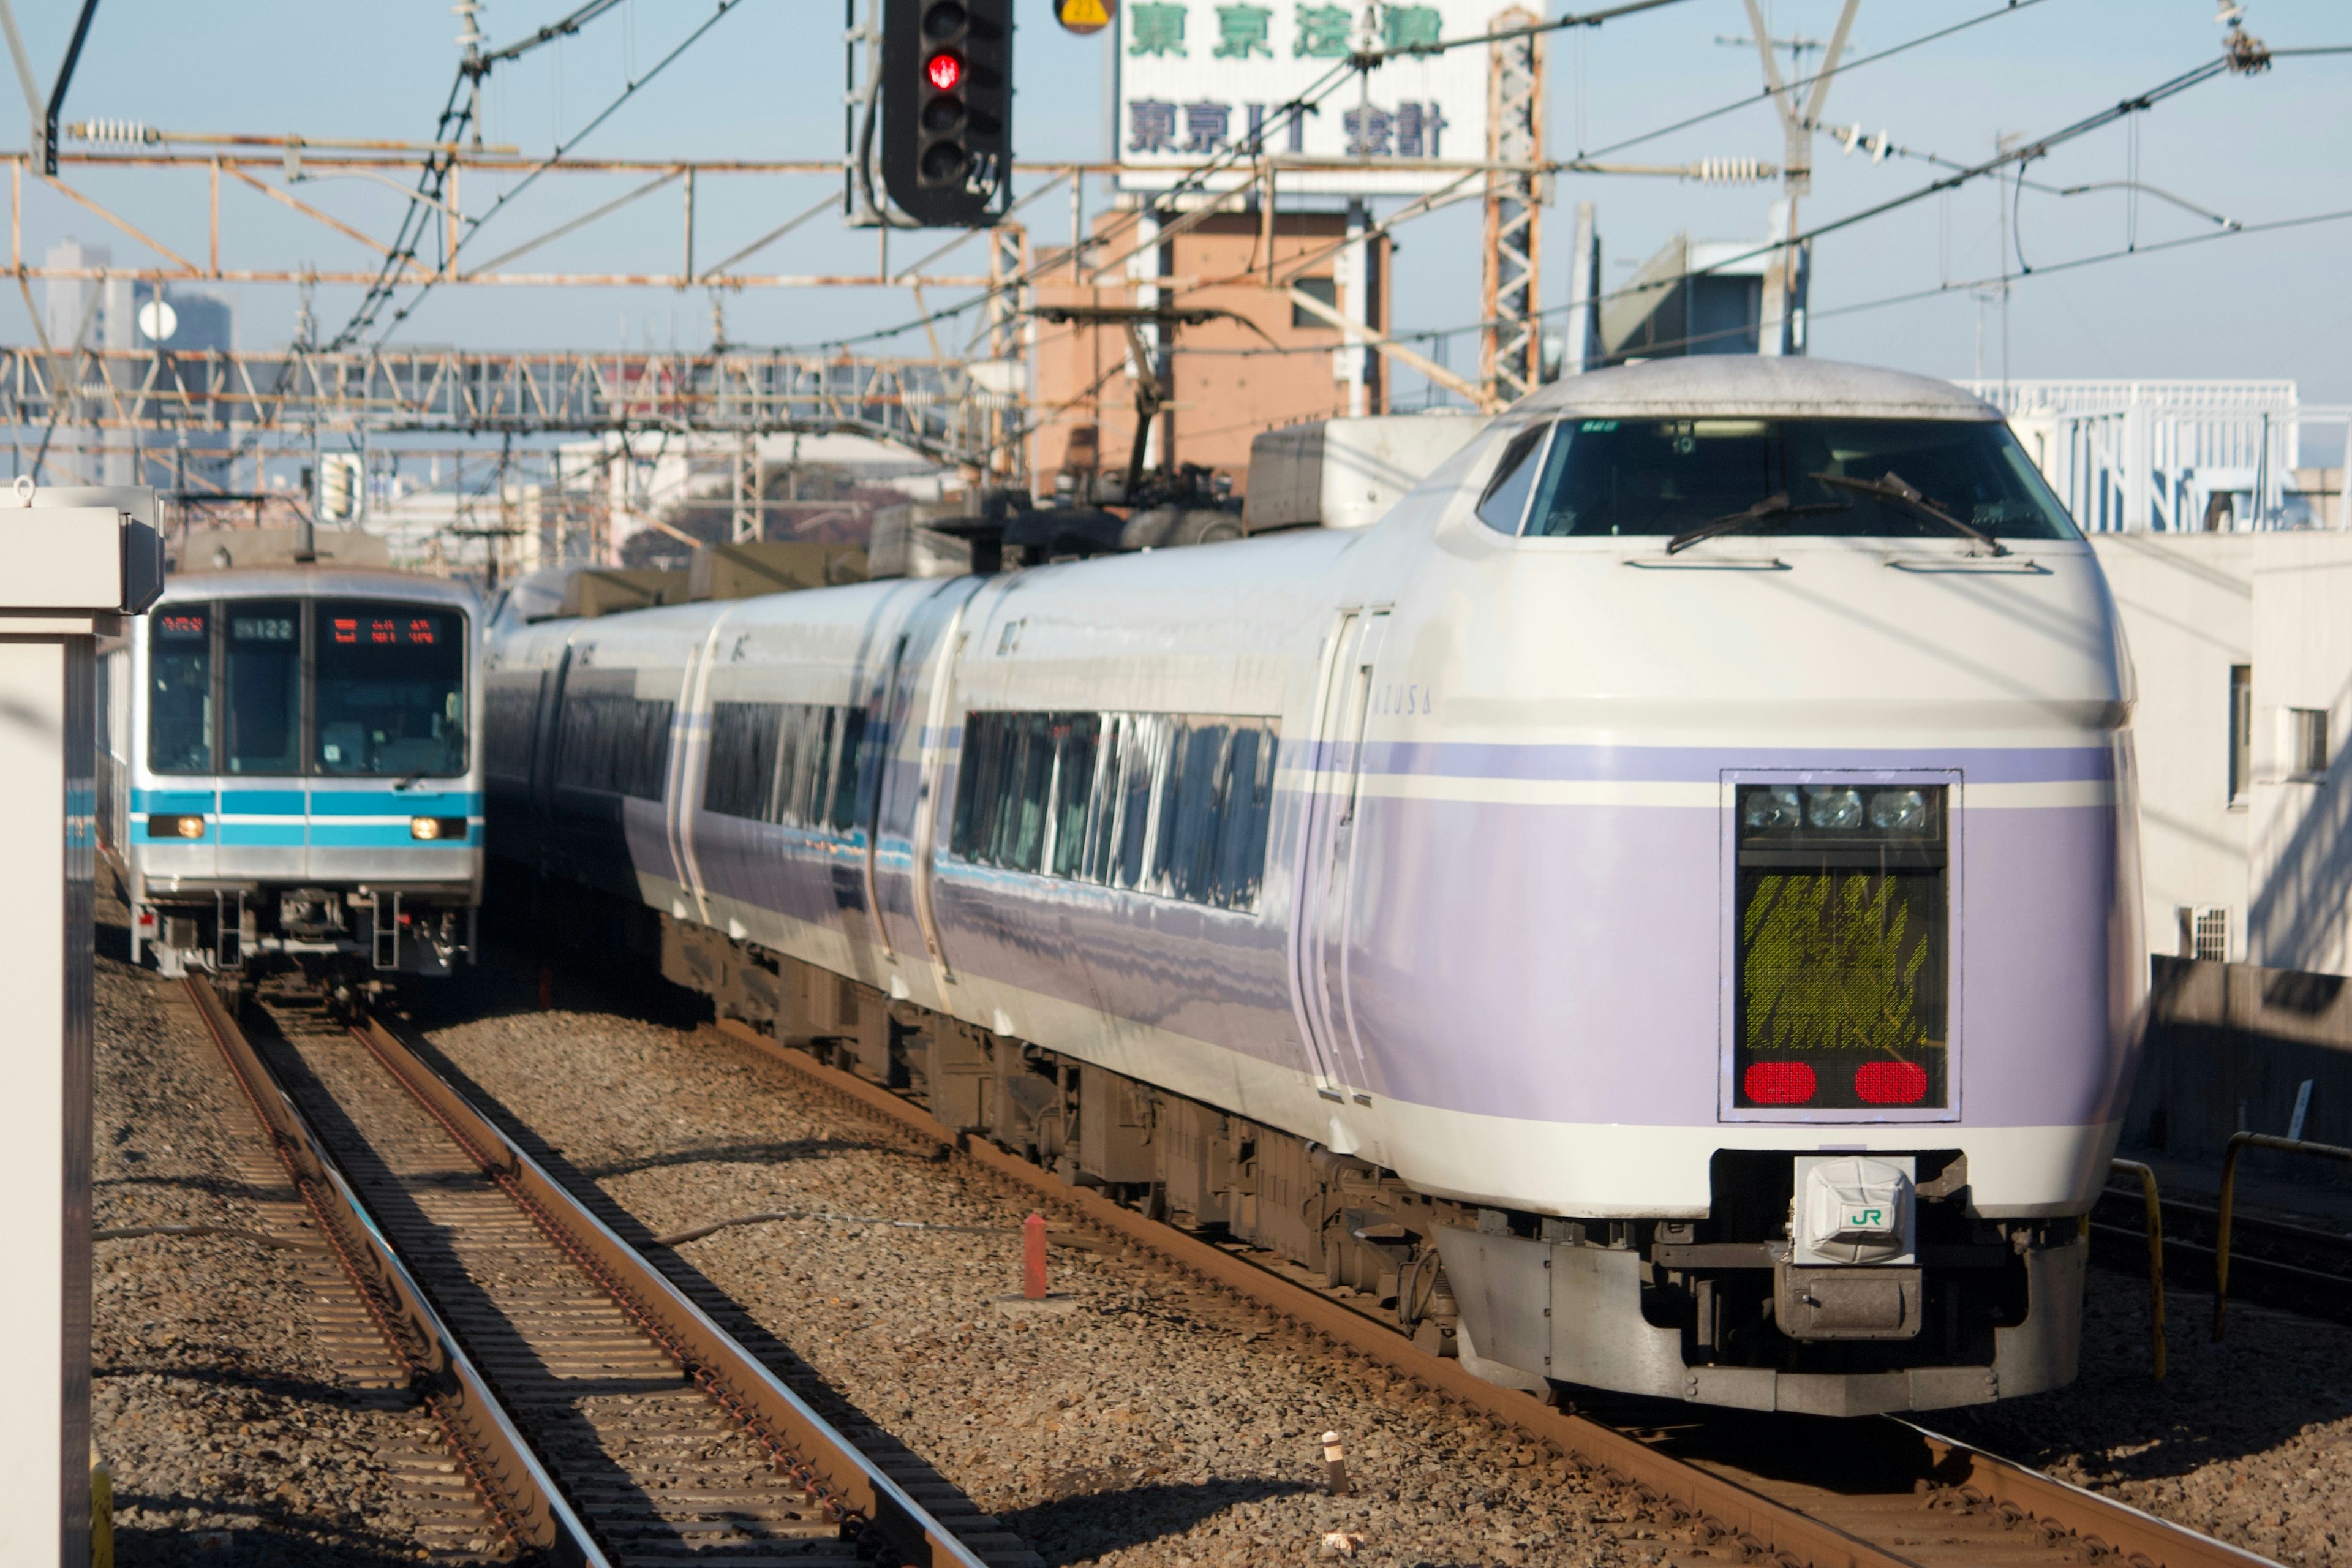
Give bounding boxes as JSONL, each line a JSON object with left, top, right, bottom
{"left": 7, "top": 0, "right": 2346, "bottom": 401}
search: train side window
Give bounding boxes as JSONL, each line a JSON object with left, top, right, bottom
{"left": 952, "top": 708, "right": 1278, "bottom": 912}
{"left": 828, "top": 707, "right": 867, "bottom": 832}
{"left": 705, "top": 701, "right": 782, "bottom": 819}
{"left": 224, "top": 600, "right": 301, "bottom": 775}
{"left": 483, "top": 680, "right": 542, "bottom": 784}
{"left": 1474, "top": 424, "right": 1550, "bottom": 535}
{"left": 148, "top": 605, "right": 215, "bottom": 774}
{"left": 556, "top": 693, "right": 673, "bottom": 799}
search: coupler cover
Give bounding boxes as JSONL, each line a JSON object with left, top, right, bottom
{"left": 1779, "top": 1154, "right": 1922, "bottom": 1342}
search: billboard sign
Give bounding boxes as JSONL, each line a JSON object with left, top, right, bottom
{"left": 1114, "top": 0, "right": 1504, "bottom": 195}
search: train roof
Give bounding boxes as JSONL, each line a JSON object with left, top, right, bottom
{"left": 1509, "top": 357, "right": 2000, "bottom": 423}
{"left": 154, "top": 565, "right": 480, "bottom": 607}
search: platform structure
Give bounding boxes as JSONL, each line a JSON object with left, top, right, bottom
{"left": 0, "top": 483, "right": 162, "bottom": 1565}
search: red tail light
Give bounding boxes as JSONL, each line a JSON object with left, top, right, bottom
{"left": 1855, "top": 1060, "right": 1929, "bottom": 1106}
{"left": 1743, "top": 1061, "right": 1816, "bottom": 1104}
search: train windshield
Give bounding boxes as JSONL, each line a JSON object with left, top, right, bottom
{"left": 1489, "top": 417, "right": 2080, "bottom": 543}
{"left": 315, "top": 600, "right": 468, "bottom": 777}
{"left": 225, "top": 601, "right": 301, "bottom": 774}
{"left": 148, "top": 608, "right": 213, "bottom": 773}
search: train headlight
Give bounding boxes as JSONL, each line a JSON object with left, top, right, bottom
{"left": 1804, "top": 786, "right": 1864, "bottom": 829}
{"left": 1743, "top": 786, "right": 1801, "bottom": 831}
{"left": 410, "top": 816, "right": 467, "bottom": 841}
{"left": 146, "top": 814, "right": 205, "bottom": 840}
{"left": 1868, "top": 788, "right": 1929, "bottom": 832}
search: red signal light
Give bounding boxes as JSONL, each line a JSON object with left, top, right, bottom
{"left": 925, "top": 50, "right": 964, "bottom": 91}
{"left": 1743, "top": 1061, "right": 1817, "bottom": 1105}
{"left": 1855, "top": 1060, "right": 1929, "bottom": 1106}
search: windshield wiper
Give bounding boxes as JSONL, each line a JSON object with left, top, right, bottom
{"left": 1808, "top": 470, "right": 2010, "bottom": 556}
{"left": 390, "top": 771, "right": 428, "bottom": 792}
{"left": 1665, "top": 492, "right": 1851, "bottom": 555}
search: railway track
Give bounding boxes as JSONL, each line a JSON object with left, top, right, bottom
{"left": 184, "top": 974, "right": 1032, "bottom": 1568}
{"left": 700, "top": 1018, "right": 2283, "bottom": 1568}
{"left": 2090, "top": 1177, "right": 2352, "bottom": 1326}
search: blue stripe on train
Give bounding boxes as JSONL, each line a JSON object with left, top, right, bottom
{"left": 309, "top": 791, "right": 481, "bottom": 815}
{"left": 134, "top": 788, "right": 483, "bottom": 816}
{"left": 217, "top": 823, "right": 309, "bottom": 847}
{"left": 219, "top": 789, "right": 306, "bottom": 815}
{"left": 309, "top": 822, "right": 482, "bottom": 848}
{"left": 132, "top": 789, "right": 216, "bottom": 813}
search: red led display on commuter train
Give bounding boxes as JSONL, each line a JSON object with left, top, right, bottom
{"left": 330, "top": 617, "right": 438, "bottom": 646}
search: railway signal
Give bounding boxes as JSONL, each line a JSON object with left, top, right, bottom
{"left": 881, "top": 0, "right": 1012, "bottom": 227}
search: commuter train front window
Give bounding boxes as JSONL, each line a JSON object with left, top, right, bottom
{"left": 1733, "top": 783, "right": 1949, "bottom": 1112}
{"left": 1517, "top": 418, "right": 2080, "bottom": 542}
{"left": 952, "top": 710, "right": 1278, "bottom": 913}
{"left": 148, "top": 606, "right": 213, "bottom": 774}
{"left": 314, "top": 599, "right": 469, "bottom": 777}
{"left": 703, "top": 701, "right": 867, "bottom": 831}
{"left": 225, "top": 601, "right": 301, "bottom": 775}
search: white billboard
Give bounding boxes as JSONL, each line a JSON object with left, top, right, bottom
{"left": 1114, "top": 0, "right": 1510, "bottom": 195}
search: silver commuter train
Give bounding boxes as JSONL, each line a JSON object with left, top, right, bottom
{"left": 484, "top": 358, "right": 2141, "bottom": 1417}
{"left": 100, "top": 565, "right": 483, "bottom": 984}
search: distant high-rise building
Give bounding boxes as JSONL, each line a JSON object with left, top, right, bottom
{"left": 42, "top": 238, "right": 130, "bottom": 352}
{"left": 131, "top": 281, "right": 233, "bottom": 353}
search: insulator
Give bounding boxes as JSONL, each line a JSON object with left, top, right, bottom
{"left": 452, "top": 1, "right": 485, "bottom": 50}
{"left": 1691, "top": 157, "right": 1766, "bottom": 185}
{"left": 68, "top": 118, "right": 153, "bottom": 148}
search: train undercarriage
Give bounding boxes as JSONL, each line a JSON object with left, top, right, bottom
{"left": 632, "top": 904, "right": 2088, "bottom": 1417}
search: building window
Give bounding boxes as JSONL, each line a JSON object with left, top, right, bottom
{"left": 2228, "top": 665, "right": 2252, "bottom": 804}
{"left": 2288, "top": 706, "right": 2330, "bottom": 780}
{"left": 1291, "top": 276, "right": 1338, "bottom": 329}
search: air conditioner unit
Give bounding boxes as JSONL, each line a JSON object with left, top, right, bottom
{"left": 2177, "top": 905, "right": 2231, "bottom": 963}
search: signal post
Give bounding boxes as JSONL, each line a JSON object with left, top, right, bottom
{"left": 0, "top": 484, "right": 163, "bottom": 1564}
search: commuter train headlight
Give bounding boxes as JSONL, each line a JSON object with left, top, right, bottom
{"left": 1804, "top": 786, "right": 1864, "bottom": 829}
{"left": 1743, "top": 785, "right": 1801, "bottom": 831}
{"left": 410, "top": 816, "right": 467, "bottom": 841}
{"left": 1868, "top": 788, "right": 1929, "bottom": 832}
{"left": 145, "top": 814, "right": 205, "bottom": 840}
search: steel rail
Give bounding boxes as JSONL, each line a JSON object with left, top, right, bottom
{"left": 350, "top": 1009, "right": 993, "bottom": 1568}
{"left": 180, "top": 977, "right": 597, "bottom": 1564}
{"left": 712, "top": 1020, "right": 1902, "bottom": 1568}
{"left": 711, "top": 1018, "right": 2286, "bottom": 1568}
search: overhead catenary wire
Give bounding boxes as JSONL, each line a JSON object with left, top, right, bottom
{"left": 1382, "top": 42, "right": 2294, "bottom": 367}
{"left": 786, "top": 0, "right": 1705, "bottom": 358}
{"left": 371, "top": 0, "right": 750, "bottom": 345}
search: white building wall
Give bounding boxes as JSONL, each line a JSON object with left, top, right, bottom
{"left": 2246, "top": 537, "right": 2352, "bottom": 976}
{"left": 2092, "top": 535, "right": 2255, "bottom": 960}
{"left": 2094, "top": 532, "right": 2352, "bottom": 975}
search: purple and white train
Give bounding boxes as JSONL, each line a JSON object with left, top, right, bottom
{"left": 484, "top": 358, "right": 2142, "bottom": 1417}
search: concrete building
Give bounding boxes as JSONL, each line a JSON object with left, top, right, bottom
{"left": 1031, "top": 209, "right": 1393, "bottom": 496}
{"left": 2096, "top": 532, "right": 2352, "bottom": 974}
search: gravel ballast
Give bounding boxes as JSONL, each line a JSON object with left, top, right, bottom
{"left": 94, "top": 955, "right": 499, "bottom": 1565}
{"left": 410, "top": 970, "right": 1656, "bottom": 1568}
{"left": 412, "top": 962, "right": 2352, "bottom": 1568}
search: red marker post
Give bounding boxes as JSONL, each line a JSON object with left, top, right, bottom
{"left": 1022, "top": 1213, "right": 1049, "bottom": 1300}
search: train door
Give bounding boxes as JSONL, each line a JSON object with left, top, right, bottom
{"left": 907, "top": 602, "right": 974, "bottom": 983}
{"left": 669, "top": 612, "right": 733, "bottom": 927}
{"left": 528, "top": 641, "right": 575, "bottom": 880}
{"left": 859, "top": 633, "right": 910, "bottom": 967}
{"left": 865, "top": 578, "right": 984, "bottom": 989}
{"left": 1291, "top": 608, "right": 1389, "bottom": 1105}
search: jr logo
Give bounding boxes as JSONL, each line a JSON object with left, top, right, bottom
{"left": 1844, "top": 1207, "right": 1887, "bottom": 1229}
